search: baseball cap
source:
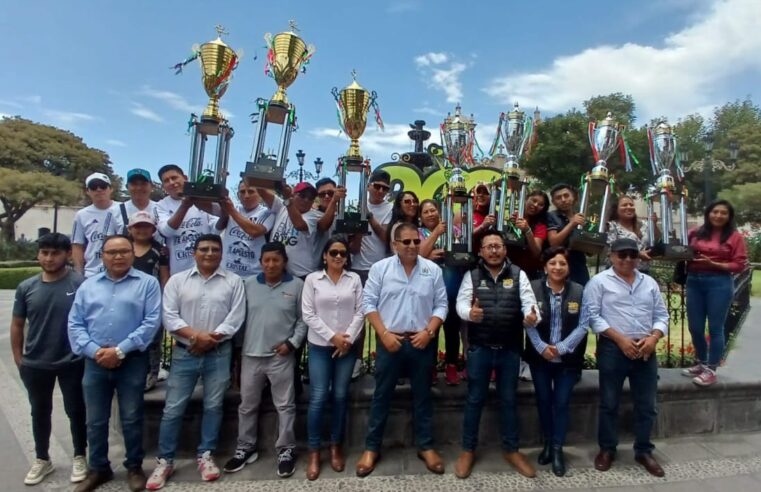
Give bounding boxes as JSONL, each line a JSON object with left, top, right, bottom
{"left": 85, "top": 172, "right": 111, "bottom": 188}
{"left": 127, "top": 168, "right": 152, "bottom": 183}
{"left": 368, "top": 169, "right": 391, "bottom": 185}
{"left": 610, "top": 238, "right": 639, "bottom": 252}
{"left": 293, "top": 182, "right": 317, "bottom": 196}
{"left": 474, "top": 182, "right": 490, "bottom": 194}
{"left": 128, "top": 211, "right": 156, "bottom": 228}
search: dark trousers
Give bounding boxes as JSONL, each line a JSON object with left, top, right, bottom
{"left": 597, "top": 337, "right": 658, "bottom": 456}
{"left": 365, "top": 338, "right": 435, "bottom": 452}
{"left": 529, "top": 361, "right": 580, "bottom": 447}
{"left": 19, "top": 361, "right": 87, "bottom": 460}
{"left": 462, "top": 346, "right": 520, "bottom": 452}
{"left": 441, "top": 301, "right": 462, "bottom": 365}
{"left": 83, "top": 352, "right": 148, "bottom": 472}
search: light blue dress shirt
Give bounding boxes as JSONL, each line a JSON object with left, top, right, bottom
{"left": 363, "top": 255, "right": 448, "bottom": 332}
{"left": 583, "top": 268, "right": 669, "bottom": 338}
{"left": 68, "top": 268, "right": 162, "bottom": 359}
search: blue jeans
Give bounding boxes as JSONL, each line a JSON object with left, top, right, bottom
{"left": 597, "top": 338, "right": 658, "bottom": 456}
{"left": 82, "top": 352, "right": 148, "bottom": 472}
{"left": 529, "top": 362, "right": 580, "bottom": 447}
{"left": 158, "top": 342, "right": 231, "bottom": 460}
{"left": 365, "top": 338, "right": 435, "bottom": 452}
{"left": 686, "top": 272, "right": 734, "bottom": 368}
{"left": 462, "top": 345, "right": 520, "bottom": 452}
{"left": 307, "top": 343, "right": 357, "bottom": 449}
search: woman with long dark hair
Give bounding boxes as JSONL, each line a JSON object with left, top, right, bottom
{"left": 386, "top": 191, "right": 420, "bottom": 254}
{"left": 606, "top": 195, "right": 654, "bottom": 272}
{"left": 683, "top": 200, "right": 747, "bottom": 387}
{"left": 301, "top": 237, "right": 364, "bottom": 479}
{"left": 508, "top": 190, "right": 551, "bottom": 280}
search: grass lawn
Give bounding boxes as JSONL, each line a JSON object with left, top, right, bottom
{"left": 752, "top": 269, "right": 761, "bottom": 298}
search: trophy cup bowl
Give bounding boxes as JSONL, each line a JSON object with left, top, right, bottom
{"left": 653, "top": 122, "right": 676, "bottom": 173}
{"left": 504, "top": 103, "right": 526, "bottom": 156}
{"left": 338, "top": 80, "right": 372, "bottom": 164}
{"left": 199, "top": 38, "right": 237, "bottom": 122}
{"left": 592, "top": 112, "right": 622, "bottom": 165}
{"left": 448, "top": 166, "right": 468, "bottom": 199}
{"left": 269, "top": 31, "right": 307, "bottom": 107}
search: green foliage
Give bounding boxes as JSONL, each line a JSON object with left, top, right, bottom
{"left": 0, "top": 239, "right": 37, "bottom": 261}
{"left": 718, "top": 183, "right": 761, "bottom": 224}
{"left": 0, "top": 266, "right": 40, "bottom": 289}
{"left": 584, "top": 93, "right": 636, "bottom": 126}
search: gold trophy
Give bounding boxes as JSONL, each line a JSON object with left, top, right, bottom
{"left": 331, "top": 71, "right": 382, "bottom": 234}
{"left": 173, "top": 25, "right": 239, "bottom": 199}
{"left": 242, "top": 21, "right": 315, "bottom": 189}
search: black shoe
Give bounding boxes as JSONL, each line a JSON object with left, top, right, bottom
{"left": 537, "top": 441, "right": 552, "bottom": 465}
{"left": 551, "top": 446, "right": 566, "bottom": 477}
{"left": 224, "top": 448, "right": 259, "bottom": 473}
{"left": 74, "top": 469, "right": 114, "bottom": 492}
{"left": 277, "top": 447, "right": 296, "bottom": 478}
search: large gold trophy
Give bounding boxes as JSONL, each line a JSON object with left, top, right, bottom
{"left": 242, "top": 21, "right": 315, "bottom": 190}
{"left": 331, "top": 71, "right": 383, "bottom": 234}
{"left": 173, "top": 25, "right": 239, "bottom": 199}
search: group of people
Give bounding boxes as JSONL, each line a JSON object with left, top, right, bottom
{"left": 10, "top": 164, "right": 747, "bottom": 490}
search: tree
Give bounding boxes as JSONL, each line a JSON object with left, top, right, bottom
{"left": 718, "top": 182, "right": 761, "bottom": 224}
{"left": 0, "top": 117, "right": 117, "bottom": 240}
{"left": 584, "top": 93, "right": 636, "bottom": 126}
{"left": 0, "top": 168, "right": 82, "bottom": 241}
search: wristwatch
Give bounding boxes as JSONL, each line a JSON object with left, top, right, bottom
{"left": 114, "top": 347, "right": 126, "bottom": 360}
{"left": 426, "top": 328, "right": 435, "bottom": 339}
{"left": 188, "top": 335, "right": 198, "bottom": 346}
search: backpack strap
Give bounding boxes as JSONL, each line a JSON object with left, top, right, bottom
{"left": 119, "top": 203, "right": 129, "bottom": 235}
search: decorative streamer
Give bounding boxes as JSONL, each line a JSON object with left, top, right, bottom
{"left": 589, "top": 122, "right": 600, "bottom": 163}
{"left": 170, "top": 51, "right": 200, "bottom": 75}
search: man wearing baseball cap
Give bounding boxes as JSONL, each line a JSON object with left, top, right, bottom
{"left": 72, "top": 173, "right": 124, "bottom": 277}
{"left": 119, "top": 169, "right": 159, "bottom": 236}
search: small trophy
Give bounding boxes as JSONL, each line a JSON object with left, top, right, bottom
{"left": 331, "top": 72, "right": 382, "bottom": 234}
{"left": 174, "top": 26, "right": 239, "bottom": 199}
{"left": 242, "top": 21, "right": 315, "bottom": 189}
{"left": 570, "top": 112, "right": 625, "bottom": 254}
{"left": 646, "top": 121, "right": 693, "bottom": 260}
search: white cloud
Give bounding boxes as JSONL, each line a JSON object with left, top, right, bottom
{"left": 414, "top": 52, "right": 468, "bottom": 103}
{"left": 105, "top": 139, "right": 127, "bottom": 147}
{"left": 310, "top": 123, "right": 417, "bottom": 155}
{"left": 130, "top": 103, "right": 165, "bottom": 123}
{"left": 413, "top": 106, "right": 446, "bottom": 117}
{"left": 482, "top": 0, "right": 761, "bottom": 123}
{"left": 43, "top": 110, "right": 96, "bottom": 125}
{"left": 139, "top": 85, "right": 201, "bottom": 114}
{"left": 0, "top": 100, "right": 22, "bottom": 109}
{"left": 20, "top": 95, "right": 42, "bottom": 105}
{"left": 0, "top": 113, "right": 11, "bottom": 119}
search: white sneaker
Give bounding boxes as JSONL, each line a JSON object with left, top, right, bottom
{"left": 146, "top": 458, "right": 174, "bottom": 490}
{"left": 157, "top": 368, "right": 169, "bottom": 382}
{"left": 519, "top": 360, "right": 532, "bottom": 381}
{"left": 197, "top": 451, "right": 221, "bottom": 482}
{"left": 70, "top": 455, "right": 87, "bottom": 483}
{"left": 24, "top": 459, "right": 54, "bottom": 485}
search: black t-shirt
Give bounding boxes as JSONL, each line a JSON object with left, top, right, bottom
{"left": 546, "top": 210, "right": 590, "bottom": 286}
{"left": 13, "top": 270, "right": 85, "bottom": 369}
{"left": 132, "top": 240, "right": 169, "bottom": 280}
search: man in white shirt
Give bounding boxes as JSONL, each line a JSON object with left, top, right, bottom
{"left": 155, "top": 164, "right": 222, "bottom": 274}
{"left": 356, "top": 223, "right": 448, "bottom": 478}
{"left": 216, "top": 181, "right": 274, "bottom": 277}
{"left": 71, "top": 173, "right": 123, "bottom": 277}
{"left": 118, "top": 168, "right": 159, "bottom": 236}
{"left": 313, "top": 177, "right": 347, "bottom": 256}
{"left": 146, "top": 234, "right": 245, "bottom": 490}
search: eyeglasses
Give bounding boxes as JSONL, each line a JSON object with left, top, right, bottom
{"left": 197, "top": 246, "right": 222, "bottom": 254}
{"left": 616, "top": 250, "right": 639, "bottom": 260}
{"left": 327, "top": 249, "right": 348, "bottom": 258}
{"left": 317, "top": 190, "right": 335, "bottom": 198}
{"left": 88, "top": 183, "right": 109, "bottom": 191}
{"left": 402, "top": 199, "right": 419, "bottom": 205}
{"left": 396, "top": 238, "right": 421, "bottom": 246}
{"left": 482, "top": 244, "right": 504, "bottom": 251}
{"left": 103, "top": 249, "right": 132, "bottom": 257}
{"left": 371, "top": 183, "right": 390, "bottom": 192}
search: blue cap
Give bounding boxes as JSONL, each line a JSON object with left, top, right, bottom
{"left": 127, "top": 168, "right": 152, "bottom": 183}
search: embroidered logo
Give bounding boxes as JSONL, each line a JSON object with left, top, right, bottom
{"left": 502, "top": 278, "right": 514, "bottom": 289}
{"left": 567, "top": 301, "right": 579, "bottom": 314}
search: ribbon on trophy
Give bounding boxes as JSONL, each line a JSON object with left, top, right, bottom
{"left": 170, "top": 50, "right": 200, "bottom": 74}
{"left": 331, "top": 87, "right": 349, "bottom": 135}
{"left": 370, "top": 91, "right": 385, "bottom": 131}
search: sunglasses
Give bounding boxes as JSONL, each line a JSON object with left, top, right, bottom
{"left": 371, "top": 183, "right": 390, "bottom": 192}
{"left": 317, "top": 190, "right": 335, "bottom": 198}
{"left": 327, "top": 249, "right": 348, "bottom": 258}
{"left": 616, "top": 250, "right": 639, "bottom": 260}
{"left": 396, "top": 238, "right": 421, "bottom": 246}
{"left": 88, "top": 183, "right": 109, "bottom": 191}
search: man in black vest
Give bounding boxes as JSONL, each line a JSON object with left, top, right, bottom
{"left": 453, "top": 230, "right": 541, "bottom": 479}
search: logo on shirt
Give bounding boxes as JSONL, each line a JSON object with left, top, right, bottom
{"left": 421, "top": 265, "right": 431, "bottom": 276}
{"left": 66, "top": 291, "right": 75, "bottom": 296}
{"left": 567, "top": 301, "right": 579, "bottom": 314}
{"left": 477, "top": 279, "right": 488, "bottom": 290}
{"left": 272, "top": 219, "right": 299, "bottom": 247}
{"left": 228, "top": 241, "right": 256, "bottom": 259}
{"left": 229, "top": 226, "right": 252, "bottom": 241}
{"left": 502, "top": 278, "right": 514, "bottom": 289}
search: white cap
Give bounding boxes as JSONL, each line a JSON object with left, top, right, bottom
{"left": 85, "top": 172, "right": 111, "bottom": 187}
{"left": 128, "top": 211, "right": 156, "bottom": 228}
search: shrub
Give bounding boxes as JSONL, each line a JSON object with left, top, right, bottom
{"left": 0, "top": 267, "right": 41, "bottom": 289}
{"left": 0, "top": 240, "right": 38, "bottom": 261}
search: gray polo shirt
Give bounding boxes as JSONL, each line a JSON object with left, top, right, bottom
{"left": 240, "top": 272, "right": 307, "bottom": 356}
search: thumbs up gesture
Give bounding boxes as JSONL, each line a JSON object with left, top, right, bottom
{"left": 470, "top": 297, "right": 484, "bottom": 323}
{"left": 523, "top": 305, "right": 539, "bottom": 327}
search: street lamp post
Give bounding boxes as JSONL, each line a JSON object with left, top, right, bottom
{"left": 682, "top": 132, "right": 738, "bottom": 203}
{"left": 314, "top": 157, "right": 323, "bottom": 179}
{"left": 286, "top": 149, "right": 319, "bottom": 183}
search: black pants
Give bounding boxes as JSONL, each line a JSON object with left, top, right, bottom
{"left": 19, "top": 361, "right": 88, "bottom": 460}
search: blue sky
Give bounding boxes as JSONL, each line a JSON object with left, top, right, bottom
{"left": 1, "top": 0, "right": 759, "bottom": 190}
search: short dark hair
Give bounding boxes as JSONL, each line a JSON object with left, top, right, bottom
{"left": 393, "top": 221, "right": 419, "bottom": 241}
{"left": 479, "top": 230, "right": 507, "bottom": 248}
{"left": 550, "top": 183, "right": 576, "bottom": 198}
{"left": 315, "top": 177, "right": 336, "bottom": 190}
{"left": 37, "top": 233, "right": 71, "bottom": 252}
{"left": 260, "top": 241, "right": 288, "bottom": 262}
{"left": 157, "top": 164, "right": 184, "bottom": 180}
{"left": 369, "top": 169, "right": 391, "bottom": 185}
{"left": 193, "top": 233, "right": 222, "bottom": 251}
{"left": 541, "top": 245, "right": 570, "bottom": 265}
{"left": 320, "top": 236, "right": 352, "bottom": 270}
{"left": 101, "top": 234, "right": 133, "bottom": 252}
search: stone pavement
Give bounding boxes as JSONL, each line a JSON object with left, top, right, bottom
{"left": 1, "top": 289, "right": 760, "bottom": 491}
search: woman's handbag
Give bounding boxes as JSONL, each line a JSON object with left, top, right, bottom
{"left": 673, "top": 260, "right": 688, "bottom": 285}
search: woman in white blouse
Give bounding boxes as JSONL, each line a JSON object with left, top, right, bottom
{"left": 606, "top": 195, "right": 657, "bottom": 272}
{"left": 301, "top": 236, "right": 364, "bottom": 480}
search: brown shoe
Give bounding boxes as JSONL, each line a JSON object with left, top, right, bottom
{"left": 306, "top": 450, "right": 320, "bottom": 481}
{"left": 635, "top": 453, "right": 665, "bottom": 477}
{"left": 417, "top": 449, "right": 445, "bottom": 474}
{"left": 73, "top": 469, "right": 114, "bottom": 492}
{"left": 329, "top": 444, "right": 345, "bottom": 472}
{"left": 594, "top": 450, "right": 615, "bottom": 471}
{"left": 503, "top": 451, "right": 536, "bottom": 478}
{"left": 126, "top": 467, "right": 146, "bottom": 491}
{"left": 454, "top": 451, "right": 475, "bottom": 479}
{"left": 355, "top": 450, "right": 379, "bottom": 478}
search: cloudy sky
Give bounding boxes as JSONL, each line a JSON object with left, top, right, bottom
{"left": 0, "top": 0, "right": 758, "bottom": 187}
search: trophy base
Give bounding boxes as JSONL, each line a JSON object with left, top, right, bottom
{"left": 569, "top": 229, "right": 607, "bottom": 255}
{"left": 503, "top": 230, "right": 526, "bottom": 248}
{"left": 265, "top": 101, "right": 290, "bottom": 125}
{"left": 445, "top": 245, "right": 475, "bottom": 268}
{"left": 335, "top": 215, "right": 369, "bottom": 235}
{"left": 342, "top": 156, "right": 366, "bottom": 172}
{"left": 242, "top": 160, "right": 285, "bottom": 190}
{"left": 182, "top": 181, "right": 225, "bottom": 200}
{"left": 650, "top": 242, "right": 694, "bottom": 261}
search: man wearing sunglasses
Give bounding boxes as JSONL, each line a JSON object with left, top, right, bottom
{"left": 356, "top": 222, "right": 448, "bottom": 477}
{"left": 72, "top": 173, "right": 124, "bottom": 277}
{"left": 584, "top": 238, "right": 669, "bottom": 478}
{"left": 314, "top": 177, "right": 347, "bottom": 257}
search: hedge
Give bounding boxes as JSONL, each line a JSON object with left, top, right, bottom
{"left": 0, "top": 267, "right": 41, "bottom": 289}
